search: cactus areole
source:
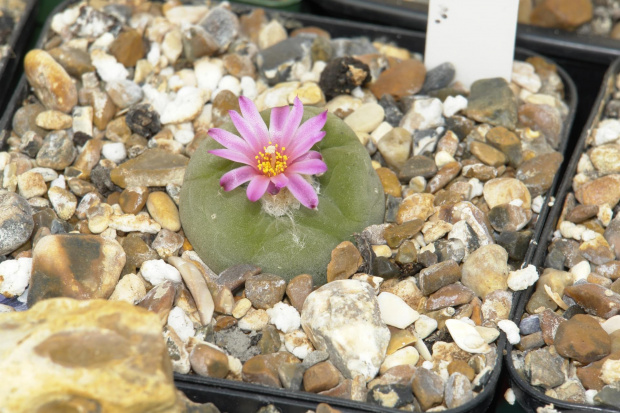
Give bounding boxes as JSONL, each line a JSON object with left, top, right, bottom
{"left": 179, "top": 98, "right": 385, "bottom": 284}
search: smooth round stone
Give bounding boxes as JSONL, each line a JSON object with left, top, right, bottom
{"left": 48, "top": 47, "right": 95, "bottom": 78}
{"left": 120, "top": 186, "right": 148, "bottom": 215}
{"left": 470, "top": 141, "right": 507, "bottom": 167}
{"left": 35, "top": 110, "right": 72, "bottom": 130}
{"left": 555, "top": 314, "right": 611, "bottom": 364}
{"left": 47, "top": 186, "right": 77, "bottom": 221}
{"left": 24, "top": 50, "right": 78, "bottom": 113}
{"left": 286, "top": 274, "right": 313, "bottom": 313}
{"left": 376, "top": 167, "right": 402, "bottom": 198}
{"left": 106, "top": 80, "right": 144, "bottom": 109}
{"left": 245, "top": 274, "right": 286, "bottom": 310}
{"left": 380, "top": 346, "right": 419, "bottom": 375}
{"left": 466, "top": 78, "right": 517, "bottom": 130}
{"left": 575, "top": 174, "right": 620, "bottom": 208}
{"left": 28, "top": 235, "right": 126, "bottom": 307}
{"left": 12, "top": 102, "right": 46, "bottom": 138}
{"left": 398, "top": 155, "right": 437, "bottom": 182}
{"left": 461, "top": 244, "right": 509, "bottom": 298}
{"left": 110, "top": 149, "right": 189, "bottom": 188}
{"left": 344, "top": 103, "right": 385, "bottom": 134}
{"left": 426, "top": 283, "right": 475, "bottom": 311}
{"left": 590, "top": 144, "right": 620, "bottom": 175}
{"left": 108, "top": 28, "right": 145, "bottom": 68}
{"left": 369, "top": 59, "right": 426, "bottom": 100}
{"left": 376, "top": 128, "right": 411, "bottom": 170}
{"left": 0, "top": 192, "right": 34, "bottom": 256}
{"left": 377, "top": 292, "right": 419, "bottom": 329}
{"left": 483, "top": 177, "right": 532, "bottom": 209}
{"left": 488, "top": 204, "right": 532, "bottom": 232}
{"left": 516, "top": 151, "right": 563, "bottom": 197}
{"left": 303, "top": 361, "right": 340, "bottom": 393}
{"left": 189, "top": 343, "right": 230, "bottom": 379}
{"left": 36, "top": 131, "right": 77, "bottom": 170}
{"left": 17, "top": 171, "right": 47, "bottom": 199}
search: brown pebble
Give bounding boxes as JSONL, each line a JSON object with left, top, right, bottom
{"left": 303, "top": 361, "right": 341, "bottom": 393}
{"left": 286, "top": 274, "right": 313, "bottom": 313}
{"left": 376, "top": 167, "right": 402, "bottom": 197}
{"left": 119, "top": 186, "right": 149, "bottom": 214}
{"left": 447, "top": 360, "right": 475, "bottom": 381}
{"left": 326, "top": 241, "right": 363, "bottom": 283}
{"left": 554, "top": 314, "right": 611, "bottom": 364}
{"left": 189, "top": 343, "right": 230, "bottom": 379}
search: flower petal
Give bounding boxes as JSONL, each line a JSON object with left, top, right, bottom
{"left": 239, "top": 96, "right": 269, "bottom": 144}
{"left": 208, "top": 128, "right": 251, "bottom": 153}
{"left": 294, "top": 150, "right": 323, "bottom": 162}
{"left": 270, "top": 173, "right": 289, "bottom": 189}
{"left": 287, "top": 131, "right": 326, "bottom": 162}
{"left": 269, "top": 106, "right": 290, "bottom": 144}
{"left": 286, "top": 174, "right": 319, "bottom": 209}
{"left": 267, "top": 182, "right": 280, "bottom": 195}
{"left": 219, "top": 165, "right": 257, "bottom": 191}
{"left": 286, "top": 158, "right": 328, "bottom": 175}
{"left": 208, "top": 148, "right": 254, "bottom": 165}
{"left": 229, "top": 110, "right": 264, "bottom": 152}
{"left": 279, "top": 97, "right": 304, "bottom": 149}
{"left": 246, "top": 175, "right": 270, "bottom": 202}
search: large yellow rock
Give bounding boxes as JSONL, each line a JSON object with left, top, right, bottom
{"left": 0, "top": 298, "right": 180, "bottom": 412}
{"left": 24, "top": 50, "right": 78, "bottom": 113}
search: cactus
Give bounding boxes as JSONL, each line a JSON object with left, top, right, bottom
{"left": 179, "top": 105, "right": 385, "bottom": 284}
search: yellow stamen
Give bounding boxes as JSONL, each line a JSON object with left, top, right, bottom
{"left": 256, "top": 144, "right": 288, "bottom": 177}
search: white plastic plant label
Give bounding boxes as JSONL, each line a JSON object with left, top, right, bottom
{"left": 424, "top": 0, "right": 519, "bottom": 89}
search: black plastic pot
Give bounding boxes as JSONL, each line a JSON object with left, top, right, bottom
{"left": 0, "top": 0, "right": 37, "bottom": 115}
{"left": 505, "top": 58, "right": 620, "bottom": 413}
{"left": 0, "top": 1, "right": 576, "bottom": 412}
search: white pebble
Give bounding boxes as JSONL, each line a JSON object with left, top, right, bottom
{"left": 422, "top": 360, "right": 434, "bottom": 370}
{"left": 216, "top": 75, "right": 242, "bottom": 96}
{"left": 435, "top": 150, "right": 456, "bottom": 168}
{"left": 380, "top": 346, "right": 419, "bottom": 374}
{"left": 442, "top": 95, "right": 468, "bottom": 117}
{"left": 238, "top": 308, "right": 269, "bottom": 331}
{"left": 102, "top": 142, "right": 127, "bottom": 163}
{"left": 414, "top": 315, "right": 438, "bottom": 339}
{"left": 559, "top": 221, "right": 586, "bottom": 241}
{"left": 167, "top": 306, "right": 195, "bottom": 343}
{"left": 602, "top": 315, "right": 620, "bottom": 335}
{"left": 504, "top": 388, "right": 515, "bottom": 405}
{"left": 147, "top": 42, "right": 161, "bottom": 67}
{"left": 140, "top": 259, "right": 182, "bottom": 285}
{"left": 594, "top": 119, "right": 620, "bottom": 146}
{"left": 531, "top": 195, "right": 544, "bottom": 214}
{"left": 195, "top": 57, "right": 224, "bottom": 93}
{"left": 170, "top": 123, "right": 195, "bottom": 145}
{"left": 468, "top": 178, "right": 483, "bottom": 199}
{"left": 601, "top": 359, "right": 620, "bottom": 385}
{"left": 509, "top": 199, "right": 524, "bottom": 207}
{"left": 266, "top": 302, "right": 301, "bottom": 334}
{"left": 50, "top": 174, "right": 66, "bottom": 189}
{"left": 284, "top": 329, "right": 314, "bottom": 360}
{"left": 377, "top": 292, "right": 419, "bottom": 329}
{"left": 445, "top": 319, "right": 490, "bottom": 353}
{"left": 582, "top": 229, "right": 597, "bottom": 242}
{"left": 240, "top": 76, "right": 258, "bottom": 100}
{"left": 598, "top": 204, "right": 613, "bottom": 227}
{"left": 570, "top": 260, "right": 591, "bottom": 282}
{"left": 29, "top": 167, "right": 58, "bottom": 182}
{"left": 585, "top": 389, "right": 598, "bottom": 405}
{"left": 91, "top": 50, "right": 128, "bottom": 82}
{"left": 0, "top": 258, "right": 32, "bottom": 298}
{"left": 507, "top": 264, "right": 539, "bottom": 291}
{"left": 370, "top": 121, "right": 393, "bottom": 145}
{"left": 372, "top": 245, "right": 392, "bottom": 258}
{"left": 161, "top": 86, "right": 205, "bottom": 124}
{"left": 498, "top": 320, "right": 520, "bottom": 345}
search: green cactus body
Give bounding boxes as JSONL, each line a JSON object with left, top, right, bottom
{"left": 179, "top": 107, "right": 385, "bottom": 284}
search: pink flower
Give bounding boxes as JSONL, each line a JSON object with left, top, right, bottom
{"left": 208, "top": 96, "right": 328, "bottom": 209}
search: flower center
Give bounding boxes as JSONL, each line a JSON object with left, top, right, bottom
{"left": 256, "top": 142, "right": 288, "bottom": 177}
